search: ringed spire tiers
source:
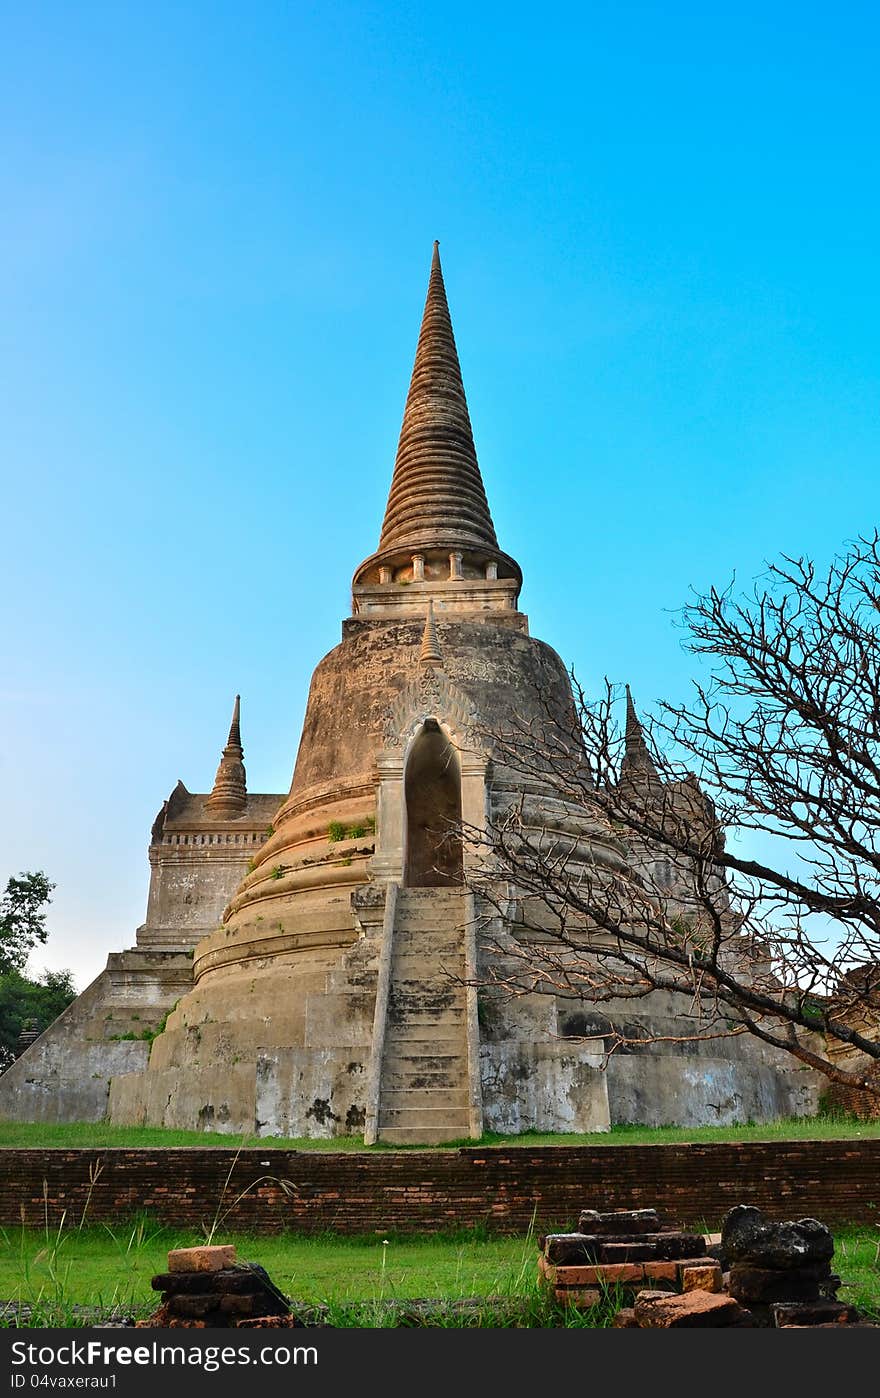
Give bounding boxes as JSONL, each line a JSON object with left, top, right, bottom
{"left": 353, "top": 243, "right": 522, "bottom": 618}
{"left": 419, "top": 600, "right": 443, "bottom": 666}
{"left": 619, "top": 685, "right": 660, "bottom": 788}
{"left": 205, "top": 694, "right": 247, "bottom": 815}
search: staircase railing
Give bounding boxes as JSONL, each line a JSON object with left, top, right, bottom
{"left": 464, "top": 890, "right": 484, "bottom": 1139}
{"left": 363, "top": 880, "right": 398, "bottom": 1145}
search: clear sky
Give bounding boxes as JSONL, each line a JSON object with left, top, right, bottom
{"left": 2, "top": 2, "right": 878, "bottom": 987}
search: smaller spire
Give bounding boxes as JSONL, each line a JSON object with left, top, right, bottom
{"left": 206, "top": 694, "right": 248, "bottom": 815}
{"left": 419, "top": 599, "right": 443, "bottom": 666}
{"left": 620, "top": 685, "right": 660, "bottom": 786}
{"left": 227, "top": 693, "right": 241, "bottom": 749}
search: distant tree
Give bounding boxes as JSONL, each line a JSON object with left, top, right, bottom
{"left": 0, "top": 968, "right": 77, "bottom": 1070}
{"left": 0, "top": 872, "right": 75, "bottom": 1073}
{"left": 0, "top": 871, "right": 55, "bottom": 973}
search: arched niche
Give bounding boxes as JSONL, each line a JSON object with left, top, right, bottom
{"left": 403, "top": 718, "right": 464, "bottom": 887}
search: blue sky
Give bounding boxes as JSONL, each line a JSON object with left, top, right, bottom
{"left": 2, "top": 2, "right": 878, "bottom": 986}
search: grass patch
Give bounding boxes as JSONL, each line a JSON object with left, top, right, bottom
{"left": 0, "top": 1220, "right": 876, "bottom": 1328}
{"left": 835, "top": 1230, "right": 880, "bottom": 1320}
{"left": 0, "top": 1221, "right": 558, "bottom": 1326}
{"left": 1, "top": 1114, "right": 879, "bottom": 1151}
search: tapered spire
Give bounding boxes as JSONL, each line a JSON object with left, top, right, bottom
{"left": 378, "top": 242, "right": 498, "bottom": 555}
{"left": 419, "top": 599, "right": 443, "bottom": 666}
{"left": 351, "top": 242, "right": 522, "bottom": 609}
{"left": 226, "top": 694, "right": 241, "bottom": 748}
{"left": 206, "top": 695, "right": 247, "bottom": 815}
{"left": 620, "top": 686, "right": 660, "bottom": 786}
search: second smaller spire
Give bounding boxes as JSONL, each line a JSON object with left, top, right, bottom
{"left": 419, "top": 600, "right": 443, "bottom": 667}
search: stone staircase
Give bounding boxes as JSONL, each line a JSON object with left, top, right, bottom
{"left": 377, "top": 887, "right": 471, "bottom": 1145}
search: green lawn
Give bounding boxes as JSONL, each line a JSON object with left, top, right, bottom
{"left": 1, "top": 1113, "right": 879, "bottom": 1151}
{"left": 0, "top": 1223, "right": 545, "bottom": 1326}
{"left": 1, "top": 1221, "right": 877, "bottom": 1328}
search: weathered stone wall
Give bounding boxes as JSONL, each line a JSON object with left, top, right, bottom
{"left": 141, "top": 788, "right": 280, "bottom": 950}
{"left": 142, "top": 843, "right": 261, "bottom": 948}
{"left": 480, "top": 1043, "right": 610, "bottom": 1133}
{"left": 0, "top": 1142, "right": 877, "bottom": 1232}
{"left": 0, "top": 778, "right": 283, "bottom": 1126}
{"left": 108, "top": 889, "right": 387, "bottom": 1134}
{"left": 0, "top": 951, "right": 193, "bottom": 1122}
{"left": 285, "top": 613, "right": 568, "bottom": 799}
{"left": 553, "top": 986, "right": 823, "bottom": 1127}
{"left": 605, "top": 1055, "right": 819, "bottom": 1127}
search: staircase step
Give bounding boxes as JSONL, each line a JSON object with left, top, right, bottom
{"left": 379, "top": 1088, "right": 469, "bottom": 1111}
{"left": 393, "top": 935, "right": 464, "bottom": 948}
{"left": 387, "top": 1010, "right": 465, "bottom": 1030}
{"left": 395, "top": 907, "right": 463, "bottom": 917}
{"left": 384, "top": 1048, "right": 466, "bottom": 1063}
{"left": 395, "top": 913, "right": 465, "bottom": 923}
{"left": 384, "top": 1024, "right": 465, "bottom": 1043}
{"left": 378, "top": 1105, "right": 471, "bottom": 1129}
{"left": 386, "top": 997, "right": 465, "bottom": 1013}
{"left": 392, "top": 951, "right": 462, "bottom": 965}
{"left": 376, "top": 1125, "right": 472, "bottom": 1146}
{"left": 389, "top": 971, "right": 464, "bottom": 990}
{"left": 385, "top": 1051, "right": 466, "bottom": 1068}
{"left": 389, "top": 998, "right": 463, "bottom": 1017}
{"left": 374, "top": 887, "right": 471, "bottom": 1144}
{"left": 397, "top": 889, "right": 464, "bottom": 900}
{"left": 381, "top": 1071, "right": 464, "bottom": 1092}
{"left": 395, "top": 911, "right": 464, "bottom": 921}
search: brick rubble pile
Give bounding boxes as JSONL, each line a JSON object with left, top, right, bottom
{"left": 539, "top": 1208, "right": 720, "bottom": 1311}
{"left": 723, "top": 1205, "right": 861, "bottom": 1328}
{"left": 538, "top": 1204, "right": 873, "bottom": 1328}
{"left": 138, "top": 1245, "right": 297, "bottom": 1329}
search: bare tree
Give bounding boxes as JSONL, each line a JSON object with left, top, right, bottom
{"left": 466, "top": 533, "right": 880, "bottom": 1101}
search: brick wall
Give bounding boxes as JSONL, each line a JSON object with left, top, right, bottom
{"left": 825, "top": 1067, "right": 880, "bottom": 1120}
{"left": 0, "top": 1143, "right": 878, "bottom": 1235}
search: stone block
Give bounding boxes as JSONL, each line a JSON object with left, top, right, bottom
{"left": 578, "top": 1209, "right": 660, "bottom": 1236}
{"left": 634, "top": 1288, "right": 747, "bottom": 1328}
{"left": 167, "top": 1245, "right": 237, "bottom": 1273}
{"left": 152, "top": 1268, "right": 260, "bottom": 1294}
{"left": 779, "top": 1323, "right": 878, "bottom": 1329}
{"left": 728, "top": 1264, "right": 835, "bottom": 1304}
{"left": 542, "top": 1234, "right": 600, "bottom": 1265}
{"left": 722, "top": 1205, "right": 834, "bottom": 1270}
{"left": 168, "top": 1294, "right": 222, "bottom": 1319}
{"left": 612, "top": 1308, "right": 640, "bottom": 1328}
{"left": 136, "top": 1305, "right": 206, "bottom": 1329}
{"left": 219, "top": 1294, "right": 256, "bottom": 1316}
{"left": 680, "top": 1263, "right": 723, "bottom": 1294}
{"left": 642, "top": 1261, "right": 680, "bottom": 1283}
{"left": 542, "top": 1260, "right": 646, "bottom": 1287}
{"left": 772, "top": 1300, "right": 860, "bottom": 1328}
{"left": 554, "top": 1287, "right": 602, "bottom": 1308}
{"left": 598, "top": 1242, "right": 657, "bottom": 1263}
{"left": 649, "top": 1232, "right": 707, "bottom": 1260}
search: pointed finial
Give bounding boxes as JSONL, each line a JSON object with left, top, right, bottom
{"left": 624, "top": 684, "right": 640, "bottom": 745}
{"left": 419, "top": 599, "right": 443, "bottom": 666}
{"left": 351, "top": 241, "right": 523, "bottom": 605}
{"left": 377, "top": 243, "right": 498, "bottom": 555}
{"left": 620, "top": 684, "right": 660, "bottom": 786}
{"left": 227, "top": 694, "right": 242, "bottom": 749}
{"left": 206, "top": 694, "right": 247, "bottom": 815}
